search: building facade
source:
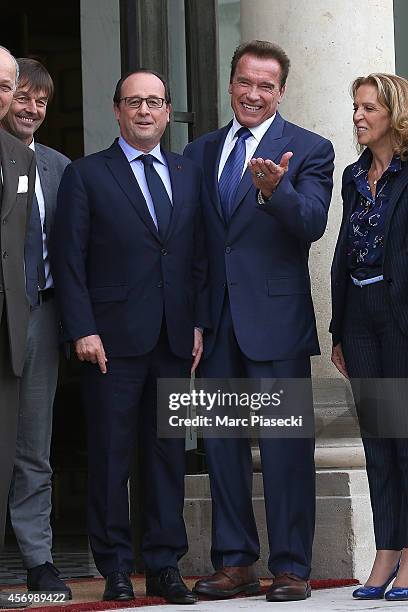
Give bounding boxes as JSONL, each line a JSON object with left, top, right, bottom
{"left": 1, "top": 0, "right": 406, "bottom": 578}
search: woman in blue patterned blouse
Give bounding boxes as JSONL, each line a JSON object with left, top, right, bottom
{"left": 331, "top": 73, "right": 408, "bottom": 601}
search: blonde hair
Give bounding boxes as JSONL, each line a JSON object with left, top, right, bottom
{"left": 351, "top": 73, "right": 408, "bottom": 159}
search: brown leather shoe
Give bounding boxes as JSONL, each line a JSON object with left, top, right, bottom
{"left": 194, "top": 566, "right": 261, "bottom": 599}
{"left": 266, "top": 572, "right": 311, "bottom": 602}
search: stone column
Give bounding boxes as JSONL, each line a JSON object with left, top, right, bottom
{"left": 80, "top": 0, "right": 121, "bottom": 154}
{"left": 240, "top": 0, "right": 395, "bottom": 580}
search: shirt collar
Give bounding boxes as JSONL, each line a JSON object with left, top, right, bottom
{"left": 388, "top": 155, "right": 402, "bottom": 173}
{"left": 352, "top": 148, "right": 402, "bottom": 179}
{"left": 231, "top": 113, "right": 276, "bottom": 143}
{"left": 28, "top": 139, "right": 35, "bottom": 152}
{"left": 118, "top": 136, "right": 165, "bottom": 165}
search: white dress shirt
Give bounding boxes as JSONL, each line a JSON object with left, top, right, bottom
{"left": 217, "top": 114, "right": 277, "bottom": 180}
{"left": 118, "top": 137, "right": 173, "bottom": 230}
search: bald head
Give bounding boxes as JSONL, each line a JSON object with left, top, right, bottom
{"left": 0, "top": 46, "right": 18, "bottom": 122}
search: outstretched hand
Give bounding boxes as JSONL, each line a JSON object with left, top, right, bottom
{"left": 248, "top": 151, "right": 293, "bottom": 198}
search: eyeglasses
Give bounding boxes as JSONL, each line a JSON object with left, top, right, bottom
{"left": 118, "top": 96, "right": 166, "bottom": 109}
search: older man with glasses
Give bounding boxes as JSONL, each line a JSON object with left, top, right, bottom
{"left": 52, "top": 69, "right": 209, "bottom": 605}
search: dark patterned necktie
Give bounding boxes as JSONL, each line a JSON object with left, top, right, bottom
{"left": 25, "top": 193, "right": 46, "bottom": 306}
{"left": 139, "top": 154, "right": 172, "bottom": 239}
{"left": 218, "top": 127, "right": 252, "bottom": 223}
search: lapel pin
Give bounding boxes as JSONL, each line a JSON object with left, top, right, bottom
{"left": 177, "top": 164, "right": 182, "bottom": 170}
{"left": 10, "top": 159, "right": 16, "bottom": 164}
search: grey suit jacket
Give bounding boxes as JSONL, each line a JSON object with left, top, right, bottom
{"left": 35, "top": 142, "right": 70, "bottom": 243}
{"left": 0, "top": 129, "right": 35, "bottom": 376}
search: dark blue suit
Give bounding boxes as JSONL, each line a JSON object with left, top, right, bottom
{"left": 52, "top": 140, "right": 210, "bottom": 576}
{"left": 184, "top": 113, "right": 334, "bottom": 578}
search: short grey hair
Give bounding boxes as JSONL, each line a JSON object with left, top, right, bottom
{"left": 0, "top": 45, "right": 19, "bottom": 88}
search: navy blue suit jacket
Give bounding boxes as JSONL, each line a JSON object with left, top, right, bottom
{"left": 184, "top": 113, "right": 334, "bottom": 361}
{"left": 52, "top": 140, "right": 210, "bottom": 360}
{"left": 331, "top": 149, "right": 408, "bottom": 346}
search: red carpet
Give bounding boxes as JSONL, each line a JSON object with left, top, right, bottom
{"left": 0, "top": 576, "right": 359, "bottom": 612}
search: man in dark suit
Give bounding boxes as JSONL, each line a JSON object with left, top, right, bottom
{"left": 52, "top": 70, "right": 209, "bottom": 604}
{"left": 0, "top": 46, "right": 35, "bottom": 610}
{"left": 184, "top": 40, "right": 334, "bottom": 602}
{"left": 1, "top": 58, "right": 70, "bottom": 598}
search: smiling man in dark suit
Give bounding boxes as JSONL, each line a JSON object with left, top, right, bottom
{"left": 184, "top": 40, "right": 334, "bottom": 602}
{"left": 52, "top": 70, "right": 209, "bottom": 604}
{"left": 0, "top": 45, "right": 35, "bottom": 610}
{"left": 1, "top": 57, "right": 71, "bottom": 598}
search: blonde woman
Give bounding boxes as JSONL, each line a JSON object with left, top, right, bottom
{"left": 331, "top": 73, "right": 408, "bottom": 601}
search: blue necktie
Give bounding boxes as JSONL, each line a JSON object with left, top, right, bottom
{"left": 139, "top": 154, "right": 172, "bottom": 240}
{"left": 218, "top": 127, "right": 252, "bottom": 223}
{"left": 25, "top": 194, "right": 46, "bottom": 306}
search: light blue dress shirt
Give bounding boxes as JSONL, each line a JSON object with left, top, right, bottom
{"left": 118, "top": 137, "right": 173, "bottom": 230}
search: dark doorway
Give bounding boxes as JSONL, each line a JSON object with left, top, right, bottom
{"left": 1, "top": 0, "right": 84, "bottom": 160}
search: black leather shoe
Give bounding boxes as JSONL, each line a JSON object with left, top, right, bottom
{"left": 27, "top": 562, "right": 72, "bottom": 600}
{"left": 103, "top": 572, "right": 134, "bottom": 601}
{"left": 146, "top": 567, "right": 197, "bottom": 604}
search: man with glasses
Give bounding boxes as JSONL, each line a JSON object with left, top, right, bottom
{"left": 184, "top": 40, "right": 334, "bottom": 602}
{"left": 1, "top": 57, "right": 70, "bottom": 599}
{"left": 0, "top": 46, "right": 35, "bottom": 610}
{"left": 52, "top": 70, "right": 209, "bottom": 604}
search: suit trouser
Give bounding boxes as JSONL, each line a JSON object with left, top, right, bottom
{"left": 342, "top": 280, "right": 408, "bottom": 550}
{"left": 82, "top": 325, "right": 190, "bottom": 577}
{"left": 8, "top": 297, "right": 59, "bottom": 567}
{"left": 200, "top": 300, "right": 315, "bottom": 579}
{"left": 0, "top": 312, "right": 20, "bottom": 546}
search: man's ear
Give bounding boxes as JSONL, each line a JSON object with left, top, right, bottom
{"left": 228, "top": 83, "right": 232, "bottom": 95}
{"left": 278, "top": 85, "right": 286, "bottom": 103}
{"left": 166, "top": 103, "right": 172, "bottom": 123}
